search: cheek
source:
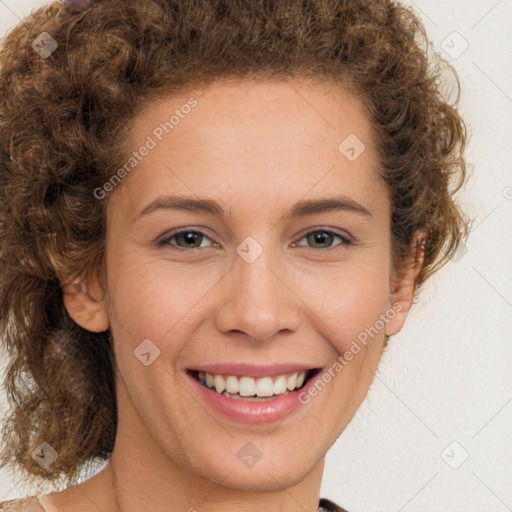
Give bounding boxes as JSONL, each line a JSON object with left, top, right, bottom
{"left": 300, "top": 258, "right": 391, "bottom": 354}
{"left": 106, "top": 238, "right": 391, "bottom": 361}
{"left": 105, "top": 250, "right": 222, "bottom": 347}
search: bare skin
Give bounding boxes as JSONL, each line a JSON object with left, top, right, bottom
{"left": 29, "top": 77, "right": 424, "bottom": 512}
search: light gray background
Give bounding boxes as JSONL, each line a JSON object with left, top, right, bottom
{"left": 0, "top": 1, "right": 511, "bottom": 511}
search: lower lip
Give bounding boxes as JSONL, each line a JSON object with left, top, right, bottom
{"left": 185, "top": 369, "right": 322, "bottom": 425}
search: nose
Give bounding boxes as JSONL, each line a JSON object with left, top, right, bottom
{"left": 215, "top": 242, "right": 301, "bottom": 343}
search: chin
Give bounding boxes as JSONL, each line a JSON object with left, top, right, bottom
{"left": 186, "top": 441, "right": 320, "bottom": 492}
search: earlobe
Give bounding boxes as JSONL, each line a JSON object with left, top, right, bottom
{"left": 62, "top": 276, "right": 110, "bottom": 333}
{"left": 385, "top": 231, "right": 427, "bottom": 336}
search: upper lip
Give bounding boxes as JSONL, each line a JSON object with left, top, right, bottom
{"left": 186, "top": 362, "right": 322, "bottom": 378}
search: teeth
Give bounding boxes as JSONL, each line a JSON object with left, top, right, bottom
{"left": 273, "top": 375, "right": 287, "bottom": 395}
{"left": 286, "top": 372, "right": 297, "bottom": 390}
{"left": 255, "top": 376, "right": 274, "bottom": 397}
{"left": 196, "top": 370, "right": 310, "bottom": 398}
{"left": 222, "top": 390, "right": 270, "bottom": 401}
{"left": 239, "top": 376, "right": 257, "bottom": 396}
{"left": 225, "top": 375, "right": 239, "bottom": 394}
{"left": 213, "top": 374, "right": 225, "bottom": 394}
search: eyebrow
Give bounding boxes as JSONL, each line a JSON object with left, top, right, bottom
{"left": 136, "top": 194, "right": 373, "bottom": 221}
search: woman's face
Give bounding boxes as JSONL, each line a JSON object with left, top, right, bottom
{"left": 76, "top": 77, "right": 418, "bottom": 492}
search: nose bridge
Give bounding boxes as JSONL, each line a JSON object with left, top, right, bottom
{"left": 215, "top": 235, "right": 300, "bottom": 341}
{"left": 238, "top": 246, "right": 279, "bottom": 302}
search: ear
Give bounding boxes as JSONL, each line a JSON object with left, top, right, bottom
{"left": 385, "top": 231, "right": 427, "bottom": 336}
{"left": 62, "top": 274, "right": 110, "bottom": 333}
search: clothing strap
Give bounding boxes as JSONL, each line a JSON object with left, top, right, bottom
{"left": 319, "top": 497, "right": 349, "bottom": 511}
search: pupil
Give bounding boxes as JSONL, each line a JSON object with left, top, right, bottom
{"left": 179, "top": 232, "right": 200, "bottom": 247}
{"left": 310, "top": 232, "right": 332, "bottom": 248}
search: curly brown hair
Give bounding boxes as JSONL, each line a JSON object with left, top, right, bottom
{"left": 0, "top": 0, "right": 471, "bottom": 490}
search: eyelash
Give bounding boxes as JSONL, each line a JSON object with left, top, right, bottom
{"left": 156, "top": 228, "right": 354, "bottom": 252}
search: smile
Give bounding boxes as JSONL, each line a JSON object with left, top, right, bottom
{"left": 187, "top": 368, "right": 321, "bottom": 401}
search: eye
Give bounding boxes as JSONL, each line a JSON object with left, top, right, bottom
{"left": 157, "top": 229, "right": 217, "bottom": 250}
{"left": 292, "top": 229, "right": 354, "bottom": 250}
{"left": 157, "top": 228, "right": 354, "bottom": 251}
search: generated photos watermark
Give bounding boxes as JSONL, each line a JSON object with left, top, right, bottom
{"left": 298, "top": 302, "right": 403, "bottom": 405}
{"left": 93, "top": 97, "right": 198, "bottom": 200}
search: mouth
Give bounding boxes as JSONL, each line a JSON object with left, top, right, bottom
{"left": 185, "top": 367, "right": 322, "bottom": 401}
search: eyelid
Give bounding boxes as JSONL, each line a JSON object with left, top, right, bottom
{"left": 292, "top": 227, "right": 354, "bottom": 250}
{"left": 157, "top": 226, "right": 355, "bottom": 250}
{"left": 156, "top": 227, "right": 217, "bottom": 248}
{"left": 299, "top": 227, "right": 354, "bottom": 244}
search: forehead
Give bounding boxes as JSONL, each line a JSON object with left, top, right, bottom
{"left": 131, "top": 77, "right": 375, "bottom": 153}
{"left": 115, "top": 77, "right": 386, "bottom": 218}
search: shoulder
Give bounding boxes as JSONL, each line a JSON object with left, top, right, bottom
{"left": 0, "top": 496, "right": 43, "bottom": 511}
